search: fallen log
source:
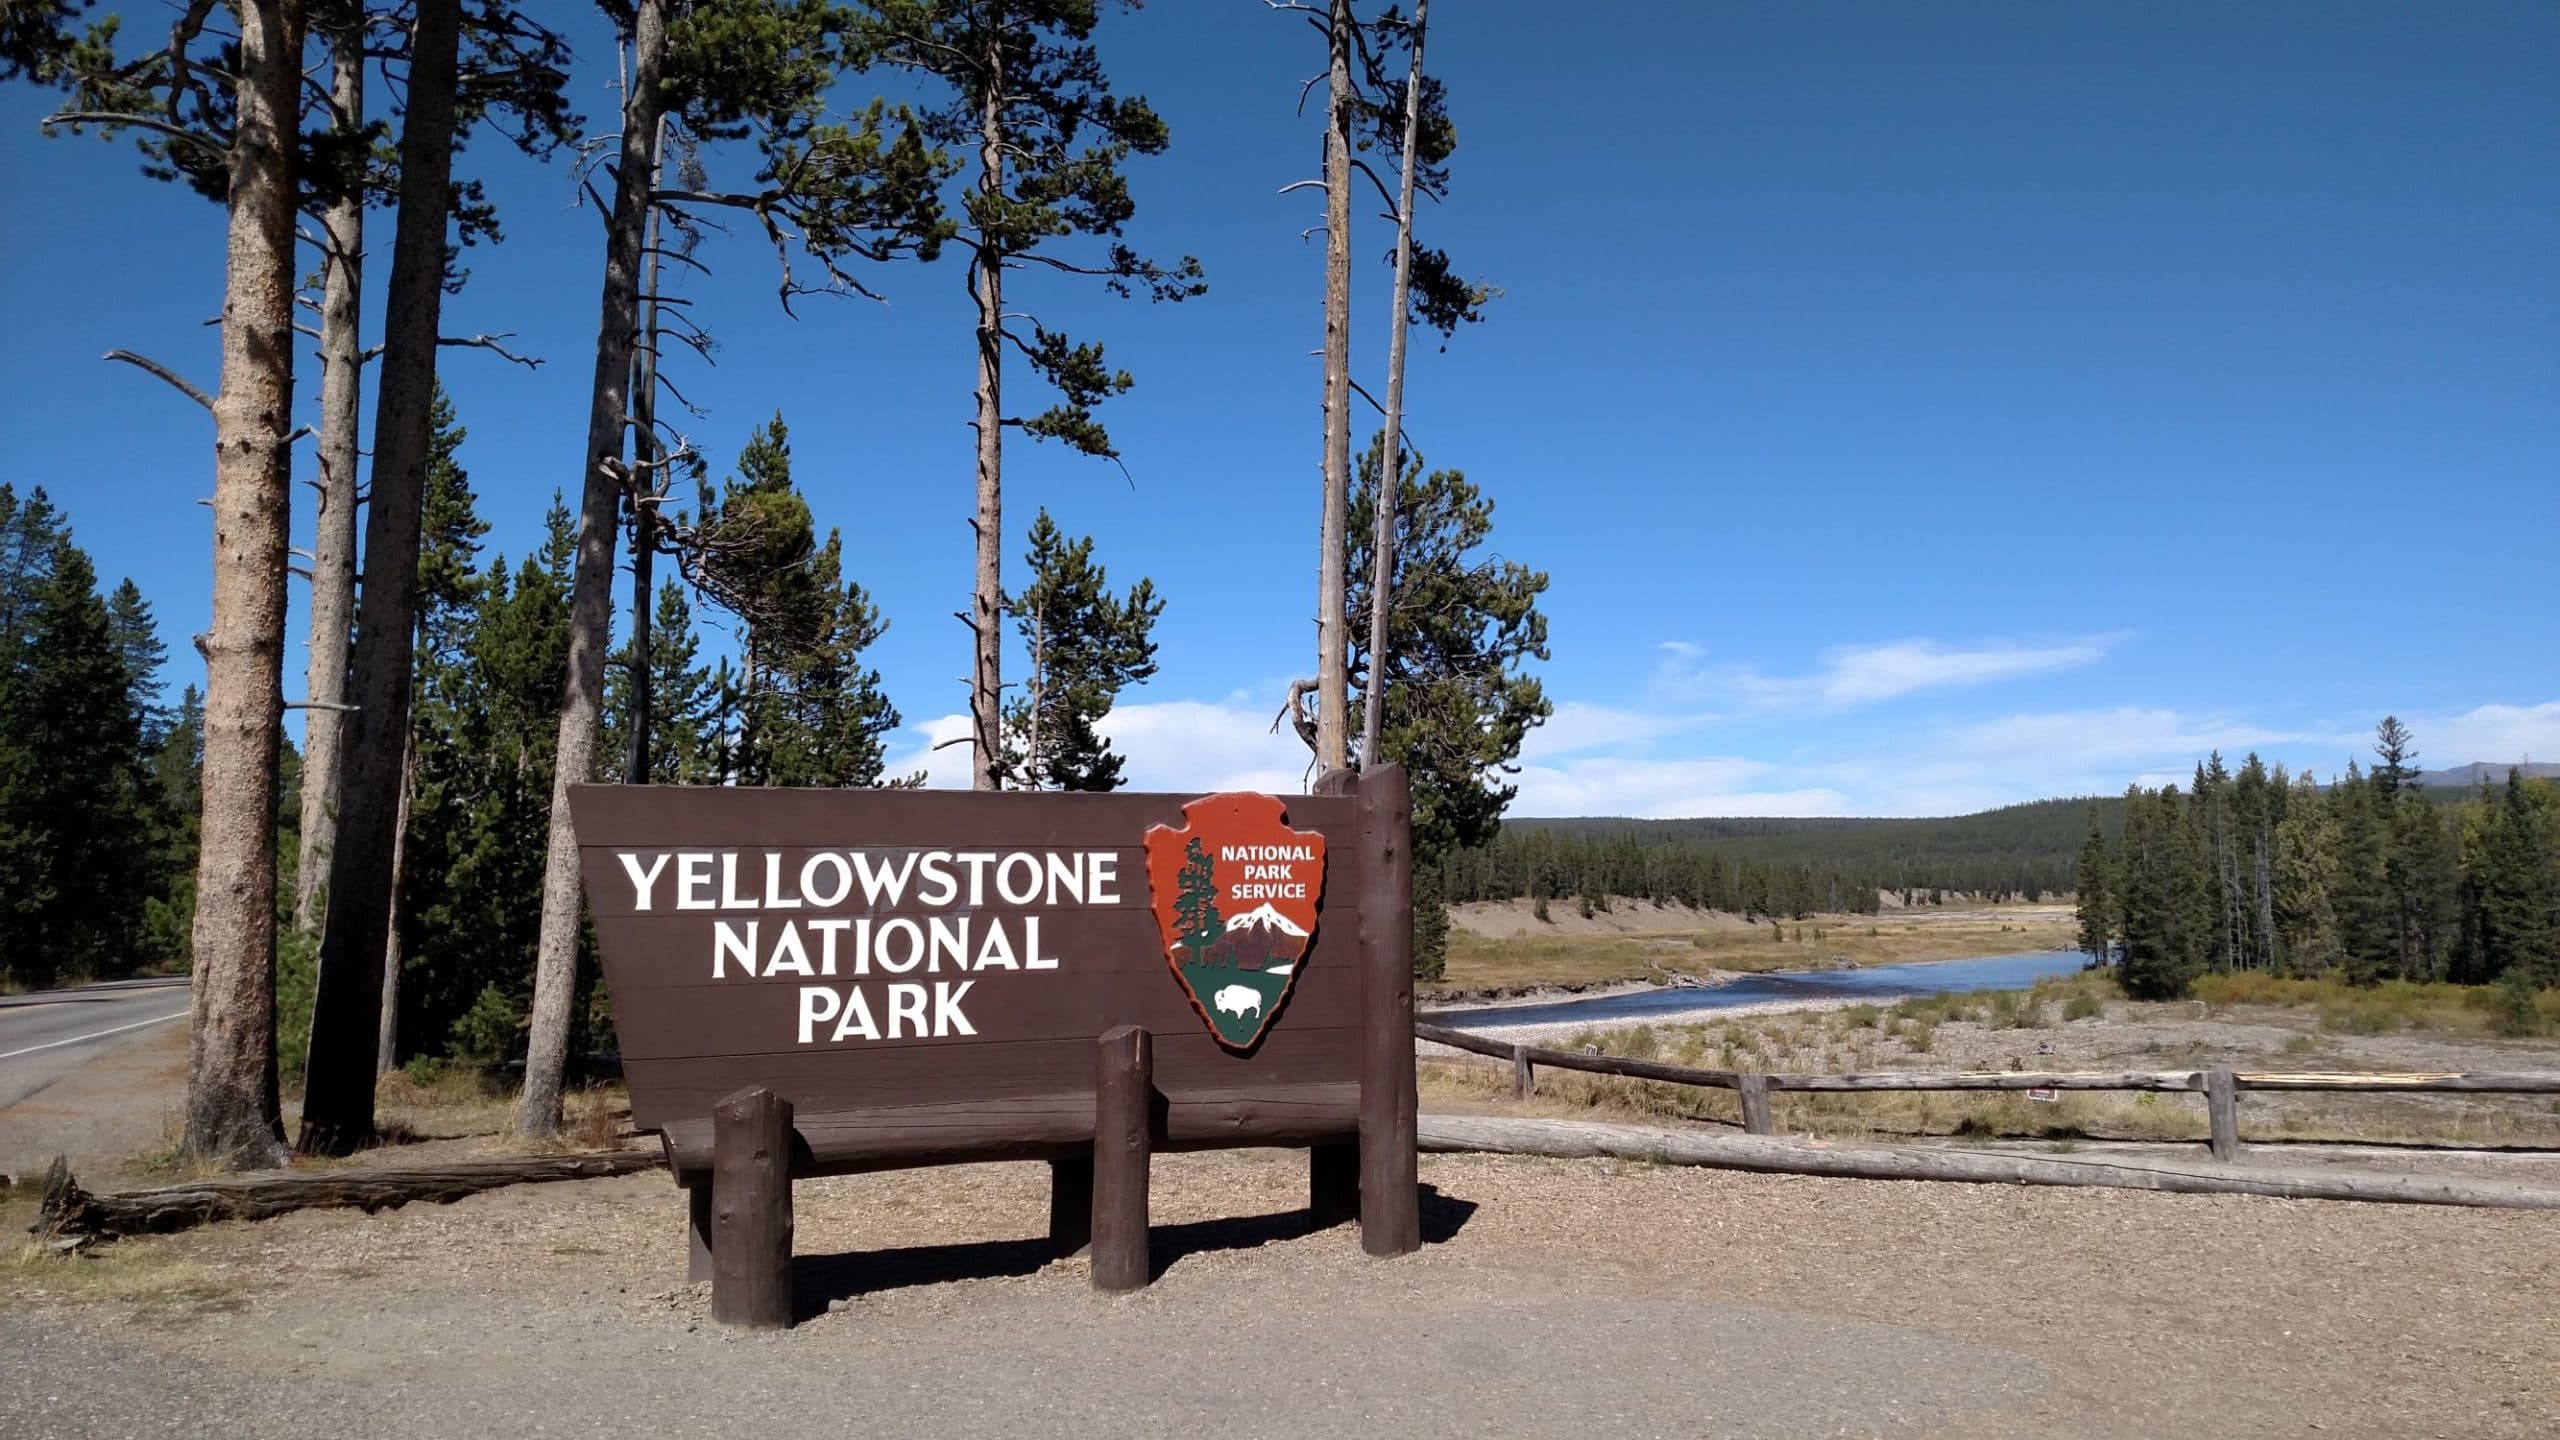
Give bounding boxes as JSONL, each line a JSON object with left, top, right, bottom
{"left": 33, "top": 1148, "right": 666, "bottom": 1240}
{"left": 1413, "top": 1115, "right": 2560, "bottom": 1211}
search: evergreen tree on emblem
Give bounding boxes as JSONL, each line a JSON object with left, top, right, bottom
{"left": 1173, "top": 837, "right": 1226, "bottom": 963}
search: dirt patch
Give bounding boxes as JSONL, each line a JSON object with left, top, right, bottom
{"left": 3, "top": 1147, "right": 2554, "bottom": 1438}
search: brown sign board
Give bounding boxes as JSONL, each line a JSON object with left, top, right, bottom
{"left": 570, "top": 773, "right": 1415, "bottom": 1189}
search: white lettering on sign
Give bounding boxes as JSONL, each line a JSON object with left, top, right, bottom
{"left": 620, "top": 848, "right": 1112, "bottom": 1048}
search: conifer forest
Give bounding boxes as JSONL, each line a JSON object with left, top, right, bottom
{"left": 3, "top": 3, "right": 2552, "bottom": 1174}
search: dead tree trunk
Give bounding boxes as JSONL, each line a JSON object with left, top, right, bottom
{"left": 520, "top": 0, "right": 671, "bottom": 1139}
{"left": 1359, "top": 0, "right": 1427, "bottom": 770}
{"left": 623, "top": 122, "right": 668, "bottom": 786}
{"left": 968, "top": 38, "right": 1008, "bottom": 793}
{"left": 299, "top": 0, "right": 466, "bottom": 1156}
{"left": 182, "top": 0, "right": 303, "bottom": 1170}
{"left": 294, "top": 24, "right": 365, "bottom": 933}
{"left": 374, "top": 732, "right": 414, "bottom": 1076}
{"left": 1313, "top": 0, "right": 1356, "bottom": 773}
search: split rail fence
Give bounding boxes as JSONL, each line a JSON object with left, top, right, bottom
{"left": 1413, "top": 1021, "right": 2560, "bottom": 1159}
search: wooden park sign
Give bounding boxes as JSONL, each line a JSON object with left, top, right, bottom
{"left": 569, "top": 765, "right": 1421, "bottom": 1326}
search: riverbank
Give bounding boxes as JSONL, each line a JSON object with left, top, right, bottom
{"left": 1421, "top": 969, "right": 2560, "bottom": 1151}
{"left": 1429, "top": 900, "right": 2075, "bottom": 998}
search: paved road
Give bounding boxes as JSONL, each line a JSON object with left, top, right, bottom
{"left": 0, "top": 977, "right": 190, "bottom": 1175}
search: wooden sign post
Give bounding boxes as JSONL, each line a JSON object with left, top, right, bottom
{"left": 570, "top": 766, "right": 1420, "bottom": 1327}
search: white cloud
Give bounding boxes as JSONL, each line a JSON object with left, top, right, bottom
{"left": 1510, "top": 755, "right": 1851, "bottom": 818}
{"left": 1656, "top": 635, "right": 2119, "bottom": 713}
{"left": 2408, "top": 701, "right": 2560, "bottom": 770}
{"left": 1518, "top": 700, "right": 1709, "bottom": 761}
{"left": 882, "top": 692, "right": 1318, "bottom": 795}
{"left": 883, "top": 685, "right": 2560, "bottom": 821}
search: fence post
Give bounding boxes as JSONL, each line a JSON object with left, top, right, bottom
{"left": 2205, "top": 1068, "right": 2241, "bottom": 1161}
{"left": 1047, "top": 1156, "right": 1093, "bottom": 1256}
{"left": 1309, "top": 1142, "right": 1359, "bottom": 1224}
{"left": 1738, "top": 1073, "right": 1774, "bottom": 1136}
{"left": 710, "top": 1085, "right": 793, "bottom": 1329}
{"left": 1357, "top": 764, "right": 1422, "bottom": 1258}
{"left": 1512, "top": 1043, "right": 1534, "bottom": 1099}
{"left": 685, "top": 1181, "right": 713, "bottom": 1284}
{"left": 1092, "top": 1024, "right": 1153, "bottom": 1292}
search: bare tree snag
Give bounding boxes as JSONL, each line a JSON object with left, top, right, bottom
{"left": 1314, "top": 0, "right": 1356, "bottom": 773}
{"left": 969, "top": 42, "right": 1007, "bottom": 794}
{"left": 1359, "top": 0, "right": 1427, "bottom": 769}
{"left": 300, "top": 0, "right": 465, "bottom": 1156}
{"left": 622, "top": 117, "right": 669, "bottom": 786}
{"left": 182, "top": 0, "right": 302, "bottom": 1170}
{"left": 519, "top": 0, "right": 672, "bottom": 1140}
{"left": 375, "top": 734, "right": 415, "bottom": 1076}
{"left": 294, "top": 20, "right": 366, "bottom": 936}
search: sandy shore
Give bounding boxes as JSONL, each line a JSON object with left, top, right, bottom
{"left": 1429, "top": 991, "right": 1870, "bottom": 1047}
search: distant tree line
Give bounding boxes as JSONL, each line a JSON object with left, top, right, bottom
{"left": 2078, "top": 719, "right": 2560, "bottom": 999}
{"left": 1431, "top": 800, "right": 2115, "bottom": 925}
{"left": 0, "top": 486, "right": 199, "bottom": 989}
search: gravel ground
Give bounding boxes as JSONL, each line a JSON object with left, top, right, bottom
{"left": 5, "top": 1147, "right": 2555, "bottom": 1438}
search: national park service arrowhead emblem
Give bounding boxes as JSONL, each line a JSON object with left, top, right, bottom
{"left": 1143, "top": 793, "right": 1327, "bottom": 1051}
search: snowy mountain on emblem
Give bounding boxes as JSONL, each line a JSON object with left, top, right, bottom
{"left": 1223, "top": 902, "right": 1308, "bottom": 937}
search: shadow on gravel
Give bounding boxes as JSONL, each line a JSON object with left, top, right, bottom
{"left": 788, "top": 1183, "right": 1482, "bottom": 1318}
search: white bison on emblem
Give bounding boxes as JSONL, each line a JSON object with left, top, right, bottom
{"left": 1211, "top": 984, "right": 1263, "bottom": 1020}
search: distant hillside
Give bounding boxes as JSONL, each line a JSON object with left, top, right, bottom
{"left": 1465, "top": 763, "right": 2559, "bottom": 915}
{"left": 2417, "top": 762, "right": 2560, "bottom": 789}
{"left": 1508, "top": 798, "right": 2117, "bottom": 901}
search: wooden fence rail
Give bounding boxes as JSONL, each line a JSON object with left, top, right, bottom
{"left": 1413, "top": 1021, "right": 2560, "bottom": 1158}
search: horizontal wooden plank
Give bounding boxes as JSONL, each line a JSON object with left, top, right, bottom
{"left": 624, "top": 1025, "right": 1363, "bottom": 1133}
{"left": 586, "top": 906, "right": 1361, "bottom": 991}
{"left": 656, "top": 1084, "right": 1361, "bottom": 1178}
{"left": 568, "top": 784, "right": 1355, "bottom": 850}
{"left": 2234, "top": 1070, "right": 2560, "bottom": 1094}
{"left": 1769, "top": 1071, "right": 2206, "bottom": 1093}
{"left": 605, "top": 960, "right": 1359, "bottom": 1061}
{"left": 576, "top": 845, "right": 1366, "bottom": 923}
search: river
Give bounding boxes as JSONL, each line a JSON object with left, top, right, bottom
{"left": 1425, "top": 949, "right": 2094, "bottom": 1032}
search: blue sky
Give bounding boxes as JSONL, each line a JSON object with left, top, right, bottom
{"left": 4, "top": 1, "right": 2554, "bottom": 816}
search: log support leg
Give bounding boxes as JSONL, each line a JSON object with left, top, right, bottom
{"left": 1048, "top": 1156, "right": 1094, "bottom": 1256}
{"left": 1092, "top": 1024, "right": 1153, "bottom": 1292}
{"left": 710, "top": 1085, "right": 793, "bottom": 1329}
{"left": 1309, "top": 1141, "right": 1359, "bottom": 1225}
{"left": 1512, "top": 1043, "right": 1534, "bottom": 1099}
{"left": 686, "top": 1180, "right": 713, "bottom": 1284}
{"left": 2205, "top": 1067, "right": 2242, "bottom": 1161}
{"left": 1357, "top": 765, "right": 1422, "bottom": 1258}
{"left": 1738, "top": 1073, "right": 1775, "bottom": 1136}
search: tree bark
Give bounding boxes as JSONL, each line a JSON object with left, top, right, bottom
{"left": 1314, "top": 0, "right": 1356, "bottom": 773}
{"left": 182, "top": 0, "right": 302, "bottom": 1170}
{"left": 519, "top": 0, "right": 670, "bottom": 1139}
{"left": 624, "top": 122, "right": 667, "bottom": 785}
{"left": 968, "top": 31, "right": 1007, "bottom": 793}
{"left": 294, "top": 26, "right": 365, "bottom": 933}
{"left": 300, "top": 0, "right": 466, "bottom": 1156}
{"left": 1359, "top": 0, "right": 1427, "bottom": 770}
{"left": 374, "top": 733, "right": 413, "bottom": 1076}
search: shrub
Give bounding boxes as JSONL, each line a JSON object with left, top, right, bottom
{"left": 2496, "top": 969, "right": 2545, "bottom": 1038}
{"left": 2063, "top": 993, "right": 2104, "bottom": 1021}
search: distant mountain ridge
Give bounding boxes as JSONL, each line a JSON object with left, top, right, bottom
{"left": 1496, "top": 763, "right": 2558, "bottom": 902}
{"left": 2416, "top": 762, "right": 2559, "bottom": 789}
